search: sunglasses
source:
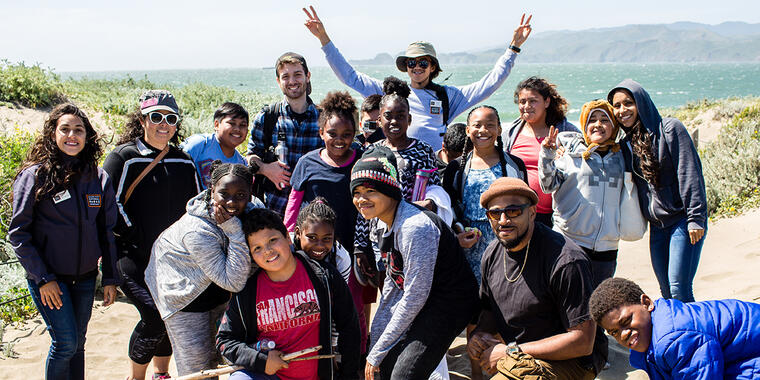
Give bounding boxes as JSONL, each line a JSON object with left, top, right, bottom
{"left": 485, "top": 204, "right": 532, "bottom": 221}
{"left": 406, "top": 58, "right": 431, "bottom": 69}
{"left": 147, "top": 112, "right": 180, "bottom": 126}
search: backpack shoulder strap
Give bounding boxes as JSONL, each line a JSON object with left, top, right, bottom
{"left": 261, "top": 101, "right": 281, "bottom": 149}
{"left": 425, "top": 81, "right": 450, "bottom": 126}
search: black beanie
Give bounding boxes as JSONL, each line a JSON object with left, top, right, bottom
{"left": 350, "top": 145, "right": 402, "bottom": 201}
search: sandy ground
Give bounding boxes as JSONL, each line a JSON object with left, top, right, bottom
{"left": 4, "top": 209, "right": 759, "bottom": 379}
{"left": 2, "top": 104, "right": 757, "bottom": 379}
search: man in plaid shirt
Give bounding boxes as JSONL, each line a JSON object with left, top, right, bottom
{"left": 246, "top": 52, "right": 323, "bottom": 215}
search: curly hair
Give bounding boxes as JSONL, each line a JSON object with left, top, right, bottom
{"left": 361, "top": 94, "right": 382, "bottom": 114}
{"left": 318, "top": 91, "right": 358, "bottom": 133}
{"left": 17, "top": 103, "right": 102, "bottom": 201}
{"left": 443, "top": 122, "right": 467, "bottom": 153}
{"left": 380, "top": 76, "right": 411, "bottom": 112}
{"left": 463, "top": 105, "right": 505, "bottom": 155}
{"left": 609, "top": 89, "right": 660, "bottom": 187}
{"left": 513, "top": 76, "right": 568, "bottom": 127}
{"left": 589, "top": 277, "right": 645, "bottom": 324}
{"left": 116, "top": 107, "right": 184, "bottom": 146}
{"left": 241, "top": 208, "right": 289, "bottom": 240}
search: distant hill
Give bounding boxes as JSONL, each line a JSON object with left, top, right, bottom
{"left": 350, "top": 21, "right": 760, "bottom": 64}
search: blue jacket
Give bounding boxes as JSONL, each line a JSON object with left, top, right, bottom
{"left": 630, "top": 298, "right": 760, "bottom": 379}
{"left": 9, "top": 165, "right": 120, "bottom": 286}
{"left": 609, "top": 79, "right": 707, "bottom": 230}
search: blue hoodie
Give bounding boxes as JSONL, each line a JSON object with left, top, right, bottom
{"left": 630, "top": 298, "right": 760, "bottom": 379}
{"left": 608, "top": 80, "right": 707, "bottom": 230}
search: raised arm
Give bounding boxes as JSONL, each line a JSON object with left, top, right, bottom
{"left": 538, "top": 126, "right": 566, "bottom": 193}
{"left": 304, "top": 6, "right": 383, "bottom": 97}
{"left": 447, "top": 14, "right": 533, "bottom": 118}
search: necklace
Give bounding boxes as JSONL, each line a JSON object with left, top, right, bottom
{"left": 503, "top": 240, "right": 530, "bottom": 283}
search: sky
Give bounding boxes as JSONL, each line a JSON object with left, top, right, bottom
{"left": 1, "top": 0, "right": 759, "bottom": 72}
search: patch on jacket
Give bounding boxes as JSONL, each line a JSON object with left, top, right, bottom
{"left": 86, "top": 194, "right": 101, "bottom": 207}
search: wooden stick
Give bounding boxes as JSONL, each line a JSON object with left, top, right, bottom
{"left": 281, "top": 345, "right": 322, "bottom": 361}
{"left": 176, "top": 365, "right": 243, "bottom": 380}
{"left": 287, "top": 354, "right": 337, "bottom": 363}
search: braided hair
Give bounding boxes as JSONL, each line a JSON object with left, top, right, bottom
{"left": 293, "top": 196, "right": 337, "bottom": 250}
{"left": 204, "top": 161, "right": 254, "bottom": 202}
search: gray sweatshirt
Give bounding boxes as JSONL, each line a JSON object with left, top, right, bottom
{"left": 322, "top": 41, "right": 517, "bottom": 149}
{"left": 368, "top": 201, "right": 440, "bottom": 366}
{"left": 145, "top": 191, "right": 262, "bottom": 319}
{"left": 539, "top": 132, "right": 627, "bottom": 252}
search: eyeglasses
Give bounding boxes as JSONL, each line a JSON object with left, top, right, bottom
{"left": 406, "top": 58, "right": 430, "bottom": 69}
{"left": 147, "top": 112, "right": 180, "bottom": 126}
{"left": 485, "top": 204, "right": 532, "bottom": 221}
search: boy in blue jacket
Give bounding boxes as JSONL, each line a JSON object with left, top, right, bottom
{"left": 590, "top": 277, "right": 760, "bottom": 379}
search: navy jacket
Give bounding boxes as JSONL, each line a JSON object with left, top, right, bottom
{"left": 630, "top": 298, "right": 760, "bottom": 379}
{"left": 9, "top": 165, "right": 120, "bottom": 286}
{"left": 609, "top": 79, "right": 707, "bottom": 229}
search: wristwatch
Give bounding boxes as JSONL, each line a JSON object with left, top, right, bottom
{"left": 505, "top": 341, "right": 522, "bottom": 356}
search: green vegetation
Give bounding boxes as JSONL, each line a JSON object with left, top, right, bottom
{"left": 700, "top": 104, "right": 760, "bottom": 217}
{"left": 0, "top": 61, "right": 66, "bottom": 108}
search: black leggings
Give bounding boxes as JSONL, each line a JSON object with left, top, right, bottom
{"left": 378, "top": 298, "right": 476, "bottom": 380}
{"left": 118, "top": 258, "right": 172, "bottom": 364}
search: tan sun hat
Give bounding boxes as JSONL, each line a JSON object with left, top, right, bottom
{"left": 395, "top": 41, "right": 440, "bottom": 72}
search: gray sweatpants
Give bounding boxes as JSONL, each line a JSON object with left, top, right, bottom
{"left": 164, "top": 303, "right": 228, "bottom": 378}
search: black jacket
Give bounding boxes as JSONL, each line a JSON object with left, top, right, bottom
{"left": 216, "top": 250, "right": 361, "bottom": 380}
{"left": 442, "top": 150, "right": 528, "bottom": 226}
{"left": 102, "top": 138, "right": 201, "bottom": 268}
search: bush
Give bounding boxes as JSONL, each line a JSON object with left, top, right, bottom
{"left": 0, "top": 61, "right": 66, "bottom": 107}
{"left": 0, "top": 129, "right": 37, "bottom": 242}
{"left": 701, "top": 105, "right": 760, "bottom": 217}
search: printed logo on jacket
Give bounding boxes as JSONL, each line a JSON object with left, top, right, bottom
{"left": 256, "top": 290, "right": 321, "bottom": 332}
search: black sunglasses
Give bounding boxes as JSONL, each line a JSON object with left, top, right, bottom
{"left": 147, "top": 112, "right": 180, "bottom": 126}
{"left": 406, "top": 58, "right": 431, "bottom": 69}
{"left": 486, "top": 204, "right": 532, "bottom": 221}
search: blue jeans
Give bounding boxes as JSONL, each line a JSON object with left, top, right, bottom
{"left": 28, "top": 277, "right": 96, "bottom": 380}
{"left": 649, "top": 218, "right": 707, "bottom": 302}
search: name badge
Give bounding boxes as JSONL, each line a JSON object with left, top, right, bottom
{"left": 430, "top": 100, "right": 442, "bottom": 115}
{"left": 52, "top": 190, "right": 71, "bottom": 204}
{"left": 87, "top": 194, "right": 102, "bottom": 207}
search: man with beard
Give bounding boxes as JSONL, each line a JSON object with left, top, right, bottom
{"left": 466, "top": 177, "right": 607, "bottom": 380}
{"left": 246, "top": 52, "right": 322, "bottom": 215}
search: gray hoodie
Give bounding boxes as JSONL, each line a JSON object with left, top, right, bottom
{"left": 608, "top": 79, "right": 707, "bottom": 229}
{"left": 145, "top": 191, "right": 262, "bottom": 319}
{"left": 539, "top": 132, "right": 626, "bottom": 251}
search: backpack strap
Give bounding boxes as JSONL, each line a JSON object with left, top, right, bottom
{"left": 261, "top": 101, "right": 281, "bottom": 149}
{"left": 424, "top": 81, "right": 450, "bottom": 127}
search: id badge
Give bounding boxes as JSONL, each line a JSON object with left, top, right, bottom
{"left": 53, "top": 189, "right": 71, "bottom": 204}
{"left": 430, "top": 99, "right": 442, "bottom": 115}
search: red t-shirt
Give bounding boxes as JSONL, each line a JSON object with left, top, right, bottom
{"left": 256, "top": 260, "right": 321, "bottom": 380}
{"left": 511, "top": 133, "right": 553, "bottom": 214}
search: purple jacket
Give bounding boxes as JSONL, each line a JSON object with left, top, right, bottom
{"left": 9, "top": 165, "right": 120, "bottom": 286}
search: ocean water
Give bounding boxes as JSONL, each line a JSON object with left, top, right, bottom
{"left": 62, "top": 62, "right": 760, "bottom": 123}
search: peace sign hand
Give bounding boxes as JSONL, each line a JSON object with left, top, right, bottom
{"left": 303, "top": 6, "right": 331, "bottom": 46}
{"left": 510, "top": 14, "right": 533, "bottom": 48}
{"left": 541, "top": 126, "right": 559, "bottom": 150}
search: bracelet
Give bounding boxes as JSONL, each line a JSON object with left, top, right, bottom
{"left": 509, "top": 45, "right": 521, "bottom": 53}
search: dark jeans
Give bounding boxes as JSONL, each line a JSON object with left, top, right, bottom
{"left": 378, "top": 298, "right": 475, "bottom": 380}
{"left": 580, "top": 247, "right": 618, "bottom": 290}
{"left": 28, "top": 277, "right": 96, "bottom": 380}
{"left": 649, "top": 218, "right": 707, "bottom": 302}
{"left": 118, "top": 258, "right": 173, "bottom": 364}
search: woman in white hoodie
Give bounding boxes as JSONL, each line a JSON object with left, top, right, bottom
{"left": 538, "top": 100, "right": 637, "bottom": 288}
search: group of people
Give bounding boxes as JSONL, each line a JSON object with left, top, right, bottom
{"left": 8, "top": 6, "right": 760, "bottom": 380}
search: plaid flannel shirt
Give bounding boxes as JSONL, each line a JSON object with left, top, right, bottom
{"left": 247, "top": 99, "right": 323, "bottom": 215}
